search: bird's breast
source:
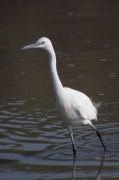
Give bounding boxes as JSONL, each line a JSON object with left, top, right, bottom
{"left": 56, "top": 98, "right": 82, "bottom": 126}
{"left": 57, "top": 98, "right": 71, "bottom": 119}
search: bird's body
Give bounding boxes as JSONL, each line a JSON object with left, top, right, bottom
{"left": 56, "top": 87, "right": 97, "bottom": 127}
{"left": 22, "top": 37, "right": 106, "bottom": 155}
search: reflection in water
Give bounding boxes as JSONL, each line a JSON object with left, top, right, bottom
{"left": 72, "top": 155, "right": 76, "bottom": 180}
{"left": 72, "top": 153, "right": 105, "bottom": 180}
{"left": 95, "top": 153, "right": 105, "bottom": 180}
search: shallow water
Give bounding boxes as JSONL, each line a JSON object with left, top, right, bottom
{"left": 0, "top": 0, "right": 119, "bottom": 179}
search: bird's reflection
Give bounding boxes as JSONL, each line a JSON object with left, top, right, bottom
{"left": 95, "top": 152, "right": 105, "bottom": 180}
{"left": 72, "top": 152, "right": 105, "bottom": 180}
{"left": 72, "top": 155, "right": 76, "bottom": 180}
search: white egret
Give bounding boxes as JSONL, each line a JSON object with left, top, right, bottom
{"left": 22, "top": 37, "right": 106, "bottom": 155}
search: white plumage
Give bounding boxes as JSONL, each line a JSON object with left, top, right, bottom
{"left": 22, "top": 37, "right": 106, "bottom": 155}
{"left": 56, "top": 87, "right": 97, "bottom": 126}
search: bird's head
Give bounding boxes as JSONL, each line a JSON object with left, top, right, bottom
{"left": 21, "top": 37, "right": 52, "bottom": 50}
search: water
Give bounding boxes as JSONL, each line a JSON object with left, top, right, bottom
{"left": 0, "top": 0, "right": 119, "bottom": 179}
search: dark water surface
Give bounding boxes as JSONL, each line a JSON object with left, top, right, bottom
{"left": 0, "top": 0, "right": 119, "bottom": 179}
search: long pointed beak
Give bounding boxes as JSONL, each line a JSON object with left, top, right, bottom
{"left": 21, "top": 43, "right": 38, "bottom": 50}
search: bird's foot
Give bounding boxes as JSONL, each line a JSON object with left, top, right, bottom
{"left": 73, "top": 146, "right": 76, "bottom": 156}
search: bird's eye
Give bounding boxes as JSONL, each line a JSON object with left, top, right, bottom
{"left": 37, "top": 41, "right": 44, "bottom": 45}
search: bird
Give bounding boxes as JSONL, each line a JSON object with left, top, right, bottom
{"left": 21, "top": 37, "right": 106, "bottom": 155}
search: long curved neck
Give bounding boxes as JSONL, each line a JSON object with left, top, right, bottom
{"left": 46, "top": 47, "right": 64, "bottom": 99}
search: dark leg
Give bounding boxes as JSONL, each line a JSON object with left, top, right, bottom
{"left": 90, "top": 123, "right": 106, "bottom": 151}
{"left": 70, "top": 133, "right": 76, "bottom": 155}
{"left": 96, "top": 130, "right": 106, "bottom": 151}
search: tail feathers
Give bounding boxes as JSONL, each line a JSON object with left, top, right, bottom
{"left": 93, "top": 101, "right": 102, "bottom": 108}
{"left": 90, "top": 97, "right": 102, "bottom": 108}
